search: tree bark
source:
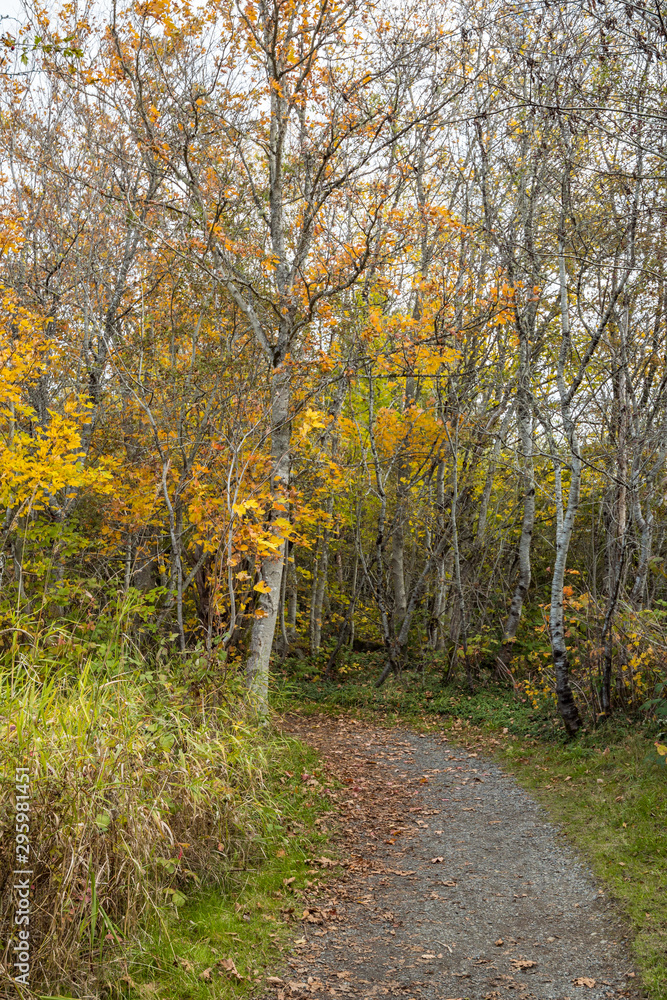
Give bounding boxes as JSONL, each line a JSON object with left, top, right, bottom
{"left": 630, "top": 499, "right": 654, "bottom": 607}
{"left": 246, "top": 364, "right": 291, "bottom": 715}
{"left": 549, "top": 455, "right": 582, "bottom": 736}
{"left": 549, "top": 228, "right": 582, "bottom": 737}
{"left": 310, "top": 496, "right": 332, "bottom": 653}
{"left": 497, "top": 381, "right": 534, "bottom": 672}
{"left": 286, "top": 542, "right": 298, "bottom": 641}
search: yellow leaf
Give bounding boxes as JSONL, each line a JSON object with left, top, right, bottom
{"left": 253, "top": 580, "right": 272, "bottom": 593}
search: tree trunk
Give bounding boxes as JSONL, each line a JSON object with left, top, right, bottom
{"left": 630, "top": 499, "right": 653, "bottom": 607}
{"left": 391, "top": 380, "right": 415, "bottom": 629}
{"left": 450, "top": 441, "right": 472, "bottom": 693}
{"left": 310, "top": 497, "right": 332, "bottom": 653}
{"left": 600, "top": 310, "right": 629, "bottom": 715}
{"left": 497, "top": 384, "right": 534, "bottom": 673}
{"left": 549, "top": 456, "right": 582, "bottom": 736}
{"left": 428, "top": 458, "right": 448, "bottom": 650}
{"left": 549, "top": 232, "right": 582, "bottom": 737}
{"left": 390, "top": 513, "right": 407, "bottom": 625}
{"left": 286, "top": 542, "right": 297, "bottom": 641}
{"left": 246, "top": 364, "right": 290, "bottom": 715}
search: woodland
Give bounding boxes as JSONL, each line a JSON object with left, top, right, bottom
{"left": 0, "top": 0, "right": 667, "bottom": 996}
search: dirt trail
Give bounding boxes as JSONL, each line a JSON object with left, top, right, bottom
{"left": 266, "top": 714, "right": 641, "bottom": 1000}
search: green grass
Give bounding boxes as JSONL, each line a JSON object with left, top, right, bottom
{"left": 114, "top": 737, "right": 339, "bottom": 1000}
{"left": 273, "top": 656, "right": 667, "bottom": 999}
{"left": 497, "top": 728, "right": 667, "bottom": 998}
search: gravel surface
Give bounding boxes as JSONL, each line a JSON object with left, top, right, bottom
{"left": 266, "top": 716, "right": 641, "bottom": 1000}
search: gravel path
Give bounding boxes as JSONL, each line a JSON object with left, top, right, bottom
{"left": 267, "top": 716, "right": 641, "bottom": 1000}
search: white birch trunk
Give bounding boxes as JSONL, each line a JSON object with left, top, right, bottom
{"left": 245, "top": 365, "right": 291, "bottom": 715}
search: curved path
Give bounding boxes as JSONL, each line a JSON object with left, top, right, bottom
{"left": 265, "top": 715, "right": 641, "bottom": 1000}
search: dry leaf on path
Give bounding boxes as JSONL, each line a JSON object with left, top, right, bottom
{"left": 430, "top": 856, "right": 445, "bottom": 863}
{"left": 510, "top": 959, "right": 536, "bottom": 970}
{"left": 573, "top": 977, "right": 596, "bottom": 988}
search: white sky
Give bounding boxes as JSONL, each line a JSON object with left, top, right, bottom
{"left": 0, "top": 0, "right": 28, "bottom": 28}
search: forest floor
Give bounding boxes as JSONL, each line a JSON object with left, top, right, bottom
{"left": 261, "top": 713, "right": 642, "bottom": 1000}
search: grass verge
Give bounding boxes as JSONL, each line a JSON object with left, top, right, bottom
{"left": 273, "top": 659, "right": 667, "bottom": 999}
{"left": 118, "top": 736, "right": 338, "bottom": 1000}
{"left": 0, "top": 660, "right": 339, "bottom": 999}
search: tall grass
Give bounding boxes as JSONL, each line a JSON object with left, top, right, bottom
{"left": 0, "top": 657, "right": 283, "bottom": 997}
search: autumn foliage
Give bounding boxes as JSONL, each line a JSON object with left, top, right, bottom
{"left": 1, "top": 0, "right": 666, "bottom": 727}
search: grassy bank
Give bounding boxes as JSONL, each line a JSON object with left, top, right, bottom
{"left": 118, "top": 735, "right": 337, "bottom": 1000}
{"left": 273, "top": 657, "right": 667, "bottom": 999}
{"left": 0, "top": 659, "right": 338, "bottom": 999}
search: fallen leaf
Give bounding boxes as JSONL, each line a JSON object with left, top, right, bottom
{"left": 199, "top": 968, "right": 212, "bottom": 981}
{"left": 495, "top": 938, "right": 504, "bottom": 946}
{"left": 266, "top": 976, "right": 284, "bottom": 985}
{"left": 175, "top": 957, "right": 195, "bottom": 973}
{"left": 430, "top": 856, "right": 445, "bottom": 863}
{"left": 217, "top": 958, "right": 244, "bottom": 980}
{"left": 511, "top": 959, "right": 536, "bottom": 970}
{"left": 573, "top": 977, "right": 596, "bottom": 988}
